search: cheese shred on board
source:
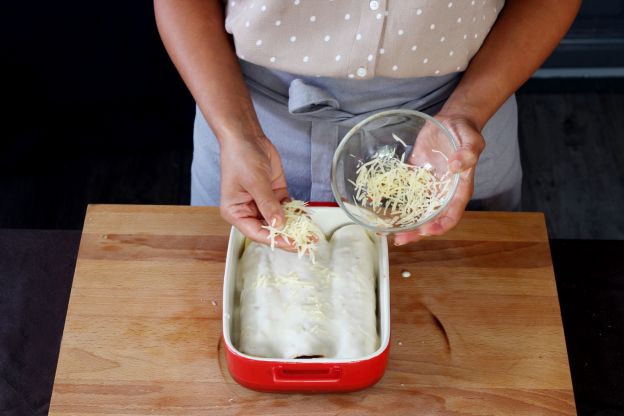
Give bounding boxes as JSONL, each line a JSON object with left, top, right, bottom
{"left": 352, "top": 136, "right": 451, "bottom": 227}
{"left": 261, "top": 200, "right": 323, "bottom": 263}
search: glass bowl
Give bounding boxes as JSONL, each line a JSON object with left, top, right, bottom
{"left": 331, "top": 109, "right": 460, "bottom": 234}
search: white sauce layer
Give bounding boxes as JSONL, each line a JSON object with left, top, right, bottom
{"left": 236, "top": 224, "right": 378, "bottom": 359}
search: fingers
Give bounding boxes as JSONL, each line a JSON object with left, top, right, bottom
{"left": 448, "top": 141, "right": 481, "bottom": 173}
{"left": 219, "top": 135, "right": 296, "bottom": 250}
{"left": 273, "top": 186, "right": 290, "bottom": 206}
{"left": 247, "top": 180, "right": 286, "bottom": 228}
{"left": 445, "top": 122, "right": 485, "bottom": 173}
{"left": 417, "top": 167, "right": 475, "bottom": 237}
{"left": 220, "top": 194, "right": 296, "bottom": 252}
{"left": 393, "top": 167, "right": 474, "bottom": 246}
{"left": 393, "top": 230, "right": 428, "bottom": 246}
{"left": 426, "top": 118, "right": 480, "bottom": 232}
{"left": 233, "top": 216, "right": 297, "bottom": 252}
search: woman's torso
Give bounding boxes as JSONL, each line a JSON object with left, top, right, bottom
{"left": 225, "top": 0, "right": 504, "bottom": 80}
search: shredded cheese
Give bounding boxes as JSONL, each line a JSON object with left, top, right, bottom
{"left": 261, "top": 200, "right": 323, "bottom": 262}
{"left": 352, "top": 134, "right": 451, "bottom": 228}
{"left": 392, "top": 133, "right": 408, "bottom": 148}
{"left": 431, "top": 149, "right": 449, "bottom": 161}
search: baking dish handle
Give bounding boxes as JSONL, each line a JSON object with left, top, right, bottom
{"left": 272, "top": 365, "right": 342, "bottom": 383}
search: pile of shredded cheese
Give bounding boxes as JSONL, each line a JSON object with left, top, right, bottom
{"left": 261, "top": 200, "right": 323, "bottom": 263}
{"left": 350, "top": 135, "right": 451, "bottom": 228}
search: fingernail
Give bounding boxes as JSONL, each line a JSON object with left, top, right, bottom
{"left": 418, "top": 231, "right": 429, "bottom": 237}
{"left": 394, "top": 240, "right": 404, "bottom": 246}
{"left": 450, "top": 160, "right": 462, "bottom": 173}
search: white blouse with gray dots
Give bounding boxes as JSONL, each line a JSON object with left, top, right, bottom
{"left": 225, "top": 0, "right": 504, "bottom": 79}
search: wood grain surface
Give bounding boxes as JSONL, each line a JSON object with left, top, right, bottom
{"left": 49, "top": 205, "right": 575, "bottom": 415}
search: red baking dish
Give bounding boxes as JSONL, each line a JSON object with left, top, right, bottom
{"left": 222, "top": 206, "right": 391, "bottom": 393}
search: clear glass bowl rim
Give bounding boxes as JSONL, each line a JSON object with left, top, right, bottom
{"left": 330, "top": 108, "right": 461, "bottom": 234}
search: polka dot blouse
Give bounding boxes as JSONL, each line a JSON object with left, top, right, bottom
{"left": 225, "top": 0, "right": 504, "bottom": 79}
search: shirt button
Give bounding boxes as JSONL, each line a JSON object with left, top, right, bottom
{"left": 369, "top": 1, "right": 380, "bottom": 11}
{"left": 356, "top": 67, "right": 368, "bottom": 78}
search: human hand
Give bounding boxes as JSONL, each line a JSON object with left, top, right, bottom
{"left": 219, "top": 135, "right": 294, "bottom": 250}
{"left": 393, "top": 115, "right": 485, "bottom": 245}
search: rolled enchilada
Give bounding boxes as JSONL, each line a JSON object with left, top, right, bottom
{"left": 236, "top": 224, "right": 378, "bottom": 359}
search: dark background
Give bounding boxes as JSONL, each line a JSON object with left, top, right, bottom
{"left": 0, "top": 0, "right": 623, "bottom": 415}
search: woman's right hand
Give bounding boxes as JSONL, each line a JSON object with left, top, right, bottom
{"left": 155, "top": 1, "right": 296, "bottom": 249}
{"left": 219, "top": 134, "right": 293, "bottom": 249}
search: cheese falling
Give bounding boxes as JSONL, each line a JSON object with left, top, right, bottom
{"left": 261, "top": 200, "right": 323, "bottom": 263}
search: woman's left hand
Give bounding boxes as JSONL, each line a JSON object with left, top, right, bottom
{"left": 393, "top": 115, "right": 485, "bottom": 246}
{"left": 391, "top": 0, "right": 582, "bottom": 247}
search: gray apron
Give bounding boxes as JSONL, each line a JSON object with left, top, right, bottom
{"left": 192, "top": 61, "right": 521, "bottom": 210}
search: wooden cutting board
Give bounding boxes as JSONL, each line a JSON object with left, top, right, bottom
{"left": 49, "top": 205, "right": 575, "bottom": 415}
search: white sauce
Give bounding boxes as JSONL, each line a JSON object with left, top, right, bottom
{"left": 236, "top": 224, "right": 378, "bottom": 359}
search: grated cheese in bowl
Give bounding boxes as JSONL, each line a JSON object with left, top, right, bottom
{"left": 331, "top": 109, "right": 459, "bottom": 233}
{"left": 349, "top": 134, "right": 452, "bottom": 228}
{"left": 261, "top": 200, "right": 324, "bottom": 263}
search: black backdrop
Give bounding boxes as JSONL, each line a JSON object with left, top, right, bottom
{"left": 0, "top": 1, "right": 194, "bottom": 229}
{"left": 1, "top": 1, "right": 193, "bottom": 152}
